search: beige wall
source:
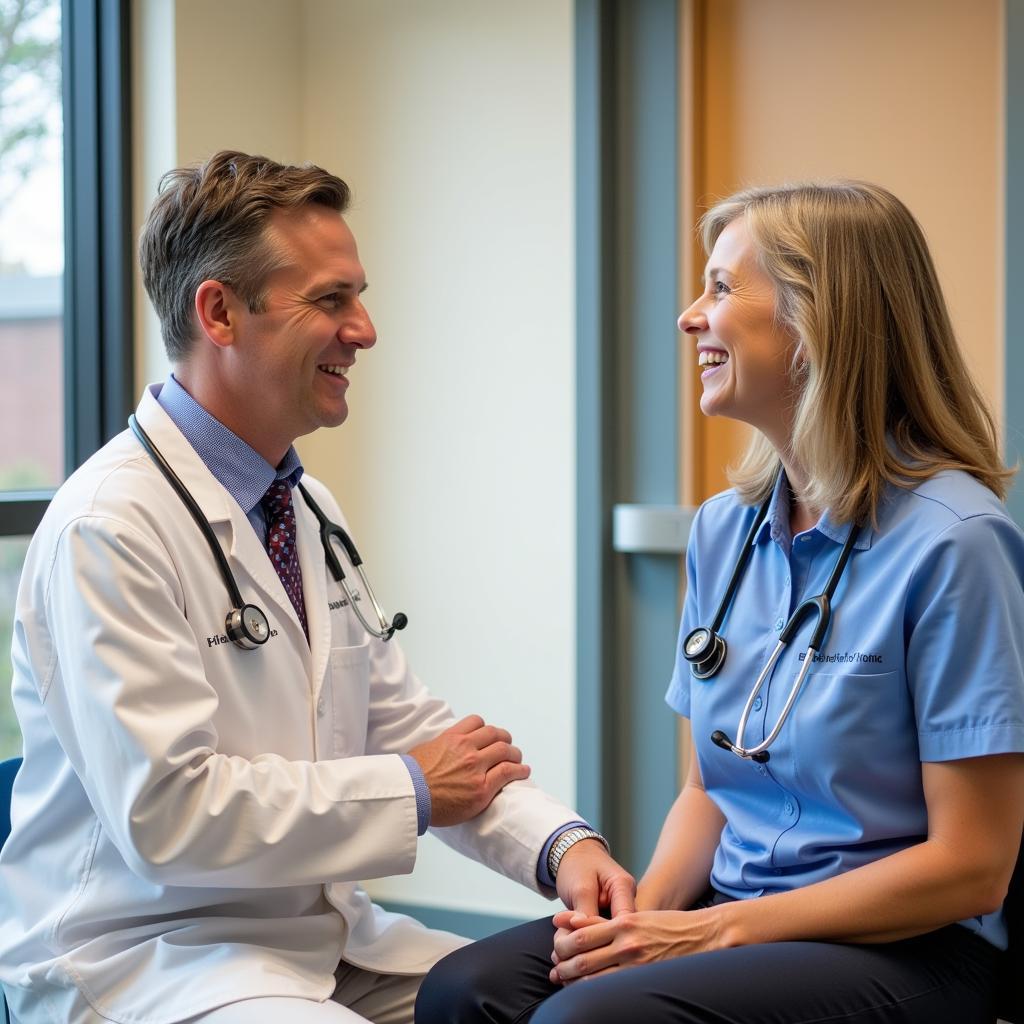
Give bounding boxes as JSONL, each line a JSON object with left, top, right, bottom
{"left": 682, "top": 0, "right": 1005, "bottom": 499}
{"left": 132, "top": 0, "right": 576, "bottom": 922}
{"left": 295, "top": 0, "right": 575, "bottom": 920}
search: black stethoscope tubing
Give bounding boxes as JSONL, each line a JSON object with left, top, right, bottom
{"left": 682, "top": 475, "right": 860, "bottom": 762}
{"left": 298, "top": 481, "right": 409, "bottom": 641}
{"left": 682, "top": 494, "right": 773, "bottom": 680}
{"left": 128, "top": 415, "right": 407, "bottom": 649}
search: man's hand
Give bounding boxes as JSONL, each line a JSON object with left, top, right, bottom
{"left": 408, "top": 715, "right": 530, "bottom": 827}
{"left": 554, "top": 840, "right": 635, "bottom": 920}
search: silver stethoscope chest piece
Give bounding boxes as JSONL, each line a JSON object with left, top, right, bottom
{"left": 682, "top": 626, "right": 727, "bottom": 680}
{"left": 129, "top": 415, "right": 408, "bottom": 650}
{"left": 226, "top": 604, "right": 271, "bottom": 650}
{"left": 684, "top": 479, "right": 861, "bottom": 763}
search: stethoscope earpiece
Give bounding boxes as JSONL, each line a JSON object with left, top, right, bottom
{"left": 683, "top": 626, "right": 727, "bottom": 680}
{"left": 711, "top": 730, "right": 770, "bottom": 763}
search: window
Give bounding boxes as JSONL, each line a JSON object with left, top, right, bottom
{"left": 0, "top": 0, "right": 132, "bottom": 759}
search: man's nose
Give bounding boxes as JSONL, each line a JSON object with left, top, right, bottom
{"left": 344, "top": 301, "right": 377, "bottom": 349}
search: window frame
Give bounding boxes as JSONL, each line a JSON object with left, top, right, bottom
{"left": 0, "top": 0, "right": 133, "bottom": 538}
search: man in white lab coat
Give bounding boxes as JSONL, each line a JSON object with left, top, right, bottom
{"left": 0, "top": 151, "right": 633, "bottom": 1024}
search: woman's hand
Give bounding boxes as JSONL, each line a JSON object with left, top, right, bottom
{"left": 548, "top": 907, "right": 730, "bottom": 984}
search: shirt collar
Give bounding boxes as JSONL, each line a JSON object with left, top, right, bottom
{"left": 752, "top": 467, "right": 873, "bottom": 550}
{"left": 157, "top": 374, "right": 303, "bottom": 516}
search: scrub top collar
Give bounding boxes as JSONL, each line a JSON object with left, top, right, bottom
{"left": 752, "top": 466, "right": 874, "bottom": 553}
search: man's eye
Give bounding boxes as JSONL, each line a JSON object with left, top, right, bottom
{"left": 318, "top": 293, "right": 343, "bottom": 308}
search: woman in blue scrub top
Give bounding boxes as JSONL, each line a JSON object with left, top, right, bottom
{"left": 416, "top": 182, "right": 1024, "bottom": 1024}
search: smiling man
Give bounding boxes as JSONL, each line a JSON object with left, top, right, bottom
{"left": 0, "top": 151, "right": 632, "bottom": 1024}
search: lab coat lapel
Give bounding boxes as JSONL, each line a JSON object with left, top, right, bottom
{"left": 134, "top": 386, "right": 234, "bottom": 526}
{"left": 294, "top": 490, "right": 331, "bottom": 697}
{"left": 134, "top": 386, "right": 312, "bottom": 663}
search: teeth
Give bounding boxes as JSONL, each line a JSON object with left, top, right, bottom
{"left": 319, "top": 365, "right": 348, "bottom": 376}
{"left": 698, "top": 351, "right": 728, "bottom": 367}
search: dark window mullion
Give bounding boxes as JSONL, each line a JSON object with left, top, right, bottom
{"left": 98, "top": 0, "right": 133, "bottom": 443}
{"left": 62, "top": 0, "right": 133, "bottom": 477}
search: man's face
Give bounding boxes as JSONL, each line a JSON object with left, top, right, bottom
{"left": 228, "top": 206, "right": 376, "bottom": 455}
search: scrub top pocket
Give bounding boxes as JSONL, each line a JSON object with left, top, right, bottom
{"left": 790, "top": 669, "right": 921, "bottom": 809}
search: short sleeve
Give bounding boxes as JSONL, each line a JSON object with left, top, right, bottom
{"left": 665, "top": 507, "right": 703, "bottom": 719}
{"left": 905, "top": 513, "right": 1024, "bottom": 760}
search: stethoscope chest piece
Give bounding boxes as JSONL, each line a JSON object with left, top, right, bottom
{"left": 683, "top": 626, "right": 727, "bottom": 680}
{"left": 226, "top": 604, "right": 271, "bottom": 650}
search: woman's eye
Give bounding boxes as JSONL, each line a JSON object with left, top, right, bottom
{"left": 713, "top": 280, "right": 730, "bottom": 297}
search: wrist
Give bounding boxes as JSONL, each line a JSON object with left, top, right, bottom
{"left": 635, "top": 879, "right": 660, "bottom": 912}
{"left": 548, "top": 826, "right": 609, "bottom": 880}
{"left": 711, "top": 897, "right": 750, "bottom": 949}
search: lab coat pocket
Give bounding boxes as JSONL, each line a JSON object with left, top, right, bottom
{"left": 327, "top": 641, "right": 371, "bottom": 757}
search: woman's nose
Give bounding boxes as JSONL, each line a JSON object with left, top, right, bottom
{"left": 678, "top": 300, "right": 707, "bottom": 335}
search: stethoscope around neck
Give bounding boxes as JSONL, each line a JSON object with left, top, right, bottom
{"left": 129, "top": 415, "right": 408, "bottom": 649}
{"left": 682, "top": 485, "right": 860, "bottom": 763}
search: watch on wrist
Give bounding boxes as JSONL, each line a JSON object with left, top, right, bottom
{"left": 547, "top": 826, "right": 610, "bottom": 880}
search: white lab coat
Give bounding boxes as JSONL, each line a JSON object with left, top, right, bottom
{"left": 0, "top": 385, "right": 579, "bottom": 1024}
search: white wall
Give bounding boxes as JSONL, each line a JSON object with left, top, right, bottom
{"left": 133, "top": 0, "right": 577, "bottom": 921}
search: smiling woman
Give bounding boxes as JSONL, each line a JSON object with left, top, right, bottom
{"left": 415, "top": 181, "right": 1024, "bottom": 1024}
{"left": 679, "top": 216, "right": 799, "bottom": 447}
{"left": 695, "top": 182, "right": 1011, "bottom": 528}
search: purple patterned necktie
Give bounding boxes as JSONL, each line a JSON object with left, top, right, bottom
{"left": 261, "top": 480, "right": 309, "bottom": 641}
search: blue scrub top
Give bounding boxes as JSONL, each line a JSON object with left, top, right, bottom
{"left": 666, "top": 469, "right": 1024, "bottom": 949}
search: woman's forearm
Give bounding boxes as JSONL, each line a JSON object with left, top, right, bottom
{"left": 715, "top": 755, "right": 1024, "bottom": 948}
{"left": 715, "top": 836, "right": 1001, "bottom": 947}
{"left": 637, "top": 776, "right": 725, "bottom": 912}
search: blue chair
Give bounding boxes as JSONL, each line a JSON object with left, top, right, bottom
{"left": 997, "top": 827, "right": 1023, "bottom": 1024}
{"left": 1, "top": 756, "right": 20, "bottom": 1024}
{"left": 0, "top": 756, "right": 18, "bottom": 846}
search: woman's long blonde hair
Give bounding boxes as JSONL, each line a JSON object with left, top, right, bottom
{"left": 700, "top": 181, "right": 1013, "bottom": 524}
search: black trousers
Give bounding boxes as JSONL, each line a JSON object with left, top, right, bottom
{"left": 415, "top": 914, "right": 1000, "bottom": 1024}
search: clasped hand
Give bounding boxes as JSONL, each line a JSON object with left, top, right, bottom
{"left": 549, "top": 906, "right": 727, "bottom": 984}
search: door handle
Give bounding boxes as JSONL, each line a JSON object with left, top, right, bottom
{"left": 612, "top": 504, "right": 694, "bottom": 554}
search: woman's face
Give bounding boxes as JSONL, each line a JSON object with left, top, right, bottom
{"left": 678, "top": 216, "right": 799, "bottom": 443}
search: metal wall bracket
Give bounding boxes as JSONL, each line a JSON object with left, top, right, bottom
{"left": 612, "top": 504, "right": 694, "bottom": 554}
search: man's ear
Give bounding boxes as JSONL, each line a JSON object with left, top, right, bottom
{"left": 194, "top": 280, "right": 239, "bottom": 349}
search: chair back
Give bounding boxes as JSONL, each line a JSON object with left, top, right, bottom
{"left": 996, "top": 827, "right": 1024, "bottom": 1023}
{"left": 0, "top": 757, "right": 19, "bottom": 850}
{"left": 0, "top": 756, "right": 19, "bottom": 1024}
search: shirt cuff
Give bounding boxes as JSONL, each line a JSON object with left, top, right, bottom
{"left": 399, "top": 754, "right": 431, "bottom": 836}
{"left": 537, "top": 820, "right": 589, "bottom": 888}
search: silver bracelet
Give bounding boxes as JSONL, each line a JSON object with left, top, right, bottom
{"left": 547, "top": 826, "right": 610, "bottom": 880}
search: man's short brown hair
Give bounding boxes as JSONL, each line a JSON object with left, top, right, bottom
{"left": 139, "top": 150, "right": 351, "bottom": 361}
